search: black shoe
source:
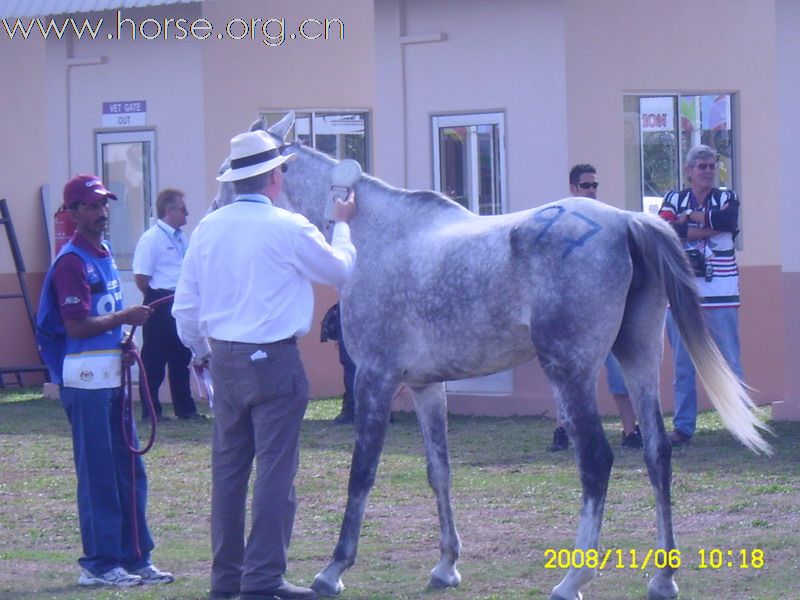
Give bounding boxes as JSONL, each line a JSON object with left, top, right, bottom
{"left": 670, "top": 429, "right": 692, "bottom": 446}
{"left": 242, "top": 580, "right": 316, "bottom": 600}
{"left": 142, "top": 413, "right": 170, "bottom": 423}
{"left": 208, "top": 590, "right": 239, "bottom": 600}
{"left": 621, "top": 425, "right": 643, "bottom": 449}
{"left": 333, "top": 411, "right": 354, "bottom": 424}
{"left": 178, "top": 412, "right": 209, "bottom": 421}
{"left": 549, "top": 426, "right": 569, "bottom": 452}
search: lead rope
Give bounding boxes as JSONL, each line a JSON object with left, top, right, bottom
{"left": 119, "top": 293, "right": 174, "bottom": 560}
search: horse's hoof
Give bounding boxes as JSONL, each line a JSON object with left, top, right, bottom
{"left": 311, "top": 572, "right": 344, "bottom": 597}
{"left": 549, "top": 593, "right": 582, "bottom": 600}
{"left": 427, "top": 574, "right": 460, "bottom": 590}
{"left": 647, "top": 576, "right": 679, "bottom": 600}
{"left": 648, "top": 590, "right": 678, "bottom": 600}
{"left": 427, "top": 565, "right": 461, "bottom": 590}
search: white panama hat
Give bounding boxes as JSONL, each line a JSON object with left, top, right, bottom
{"left": 216, "top": 130, "right": 296, "bottom": 182}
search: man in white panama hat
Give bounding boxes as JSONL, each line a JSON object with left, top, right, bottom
{"left": 173, "top": 130, "right": 356, "bottom": 600}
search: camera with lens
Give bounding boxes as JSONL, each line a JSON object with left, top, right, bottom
{"left": 685, "top": 249, "right": 711, "bottom": 280}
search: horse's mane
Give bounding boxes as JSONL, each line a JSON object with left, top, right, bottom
{"left": 295, "top": 141, "right": 469, "bottom": 215}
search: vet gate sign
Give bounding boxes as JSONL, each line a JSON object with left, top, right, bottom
{"left": 102, "top": 101, "right": 147, "bottom": 127}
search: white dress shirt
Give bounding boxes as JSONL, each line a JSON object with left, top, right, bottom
{"left": 172, "top": 194, "right": 356, "bottom": 357}
{"left": 132, "top": 219, "right": 188, "bottom": 290}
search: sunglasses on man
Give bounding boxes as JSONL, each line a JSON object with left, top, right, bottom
{"left": 578, "top": 182, "right": 599, "bottom": 189}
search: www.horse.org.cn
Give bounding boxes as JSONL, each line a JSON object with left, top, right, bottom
{"left": 1, "top": 11, "right": 345, "bottom": 47}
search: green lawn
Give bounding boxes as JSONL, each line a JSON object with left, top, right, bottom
{"left": 1, "top": 388, "right": 798, "bottom": 600}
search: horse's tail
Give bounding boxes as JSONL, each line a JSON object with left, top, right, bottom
{"left": 626, "top": 213, "right": 771, "bottom": 454}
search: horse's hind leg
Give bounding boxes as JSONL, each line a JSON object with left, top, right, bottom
{"left": 546, "top": 372, "right": 613, "bottom": 600}
{"left": 615, "top": 303, "right": 679, "bottom": 600}
{"left": 411, "top": 383, "right": 461, "bottom": 589}
{"left": 312, "top": 368, "right": 398, "bottom": 597}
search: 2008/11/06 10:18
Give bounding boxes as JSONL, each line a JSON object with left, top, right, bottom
{"left": 543, "top": 548, "right": 765, "bottom": 570}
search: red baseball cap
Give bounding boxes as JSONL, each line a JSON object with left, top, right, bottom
{"left": 63, "top": 174, "right": 117, "bottom": 209}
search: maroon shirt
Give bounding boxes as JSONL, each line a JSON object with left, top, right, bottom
{"left": 51, "top": 233, "right": 111, "bottom": 321}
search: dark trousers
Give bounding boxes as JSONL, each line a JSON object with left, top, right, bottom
{"left": 338, "top": 336, "right": 356, "bottom": 416}
{"left": 208, "top": 338, "right": 309, "bottom": 594}
{"left": 61, "top": 387, "right": 154, "bottom": 575}
{"left": 140, "top": 288, "right": 196, "bottom": 418}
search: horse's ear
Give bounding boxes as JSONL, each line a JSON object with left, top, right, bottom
{"left": 249, "top": 118, "right": 266, "bottom": 132}
{"left": 267, "top": 111, "right": 295, "bottom": 143}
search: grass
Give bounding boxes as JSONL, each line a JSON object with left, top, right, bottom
{"left": 1, "top": 387, "right": 799, "bottom": 600}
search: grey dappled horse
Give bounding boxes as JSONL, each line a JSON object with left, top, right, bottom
{"left": 214, "top": 113, "right": 770, "bottom": 600}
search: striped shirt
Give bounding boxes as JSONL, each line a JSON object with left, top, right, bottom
{"left": 659, "top": 188, "right": 740, "bottom": 308}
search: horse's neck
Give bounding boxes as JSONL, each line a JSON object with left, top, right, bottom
{"left": 290, "top": 149, "right": 472, "bottom": 235}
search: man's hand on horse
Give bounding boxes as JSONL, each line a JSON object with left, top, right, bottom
{"left": 333, "top": 190, "right": 356, "bottom": 223}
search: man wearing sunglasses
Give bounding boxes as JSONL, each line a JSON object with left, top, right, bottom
{"left": 658, "top": 145, "right": 743, "bottom": 447}
{"left": 548, "top": 165, "right": 642, "bottom": 452}
{"left": 568, "top": 163, "right": 600, "bottom": 198}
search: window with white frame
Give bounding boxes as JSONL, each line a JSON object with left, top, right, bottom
{"left": 432, "top": 112, "right": 506, "bottom": 216}
{"left": 262, "top": 110, "right": 370, "bottom": 171}
{"left": 95, "top": 130, "right": 157, "bottom": 271}
{"left": 623, "top": 93, "right": 737, "bottom": 215}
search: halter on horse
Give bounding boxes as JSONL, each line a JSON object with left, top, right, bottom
{"left": 215, "top": 112, "right": 770, "bottom": 600}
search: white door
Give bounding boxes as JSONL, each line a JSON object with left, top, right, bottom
{"left": 95, "top": 130, "right": 158, "bottom": 355}
{"left": 95, "top": 130, "right": 157, "bottom": 271}
{"left": 432, "top": 112, "right": 512, "bottom": 394}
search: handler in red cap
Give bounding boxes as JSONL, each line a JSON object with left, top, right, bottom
{"left": 36, "top": 174, "right": 174, "bottom": 588}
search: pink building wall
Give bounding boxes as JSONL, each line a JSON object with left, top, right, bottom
{"left": 2, "top": 0, "right": 798, "bottom": 420}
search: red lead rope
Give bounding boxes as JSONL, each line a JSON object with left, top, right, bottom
{"left": 119, "top": 294, "right": 174, "bottom": 456}
{"left": 119, "top": 293, "right": 174, "bottom": 560}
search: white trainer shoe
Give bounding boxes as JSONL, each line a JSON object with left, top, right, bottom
{"left": 131, "top": 564, "right": 175, "bottom": 585}
{"left": 78, "top": 566, "right": 142, "bottom": 587}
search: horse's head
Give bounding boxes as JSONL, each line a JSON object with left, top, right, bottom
{"left": 212, "top": 112, "right": 337, "bottom": 231}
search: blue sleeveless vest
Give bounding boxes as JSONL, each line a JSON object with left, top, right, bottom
{"left": 36, "top": 240, "right": 123, "bottom": 388}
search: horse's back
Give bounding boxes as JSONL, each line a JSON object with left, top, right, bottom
{"left": 344, "top": 196, "right": 636, "bottom": 383}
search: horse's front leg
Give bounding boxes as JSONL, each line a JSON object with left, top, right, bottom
{"left": 312, "top": 368, "right": 398, "bottom": 597}
{"left": 411, "top": 383, "right": 461, "bottom": 589}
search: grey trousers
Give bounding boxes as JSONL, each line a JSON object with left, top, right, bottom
{"left": 208, "top": 338, "right": 309, "bottom": 594}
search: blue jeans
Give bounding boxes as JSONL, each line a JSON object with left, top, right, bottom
{"left": 666, "top": 308, "right": 743, "bottom": 437}
{"left": 604, "top": 353, "right": 628, "bottom": 396}
{"left": 60, "top": 387, "right": 154, "bottom": 575}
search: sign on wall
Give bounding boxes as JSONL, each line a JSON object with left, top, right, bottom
{"left": 102, "top": 100, "right": 147, "bottom": 127}
{"left": 639, "top": 97, "right": 674, "bottom": 132}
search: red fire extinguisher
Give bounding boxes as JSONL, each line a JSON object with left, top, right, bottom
{"left": 53, "top": 206, "right": 76, "bottom": 256}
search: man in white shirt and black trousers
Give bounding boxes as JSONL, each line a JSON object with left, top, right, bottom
{"left": 173, "top": 130, "right": 356, "bottom": 600}
{"left": 133, "top": 188, "right": 204, "bottom": 421}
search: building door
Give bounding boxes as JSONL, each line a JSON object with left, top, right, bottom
{"left": 432, "top": 112, "right": 511, "bottom": 394}
{"left": 95, "top": 130, "right": 157, "bottom": 271}
{"left": 95, "top": 130, "right": 157, "bottom": 361}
